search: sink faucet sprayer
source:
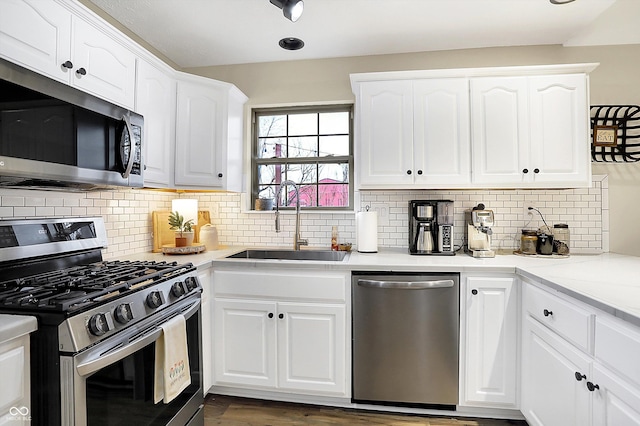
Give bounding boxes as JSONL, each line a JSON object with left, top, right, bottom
{"left": 274, "top": 180, "right": 308, "bottom": 250}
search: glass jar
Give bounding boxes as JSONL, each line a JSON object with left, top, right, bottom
{"left": 553, "top": 224, "right": 570, "bottom": 255}
{"left": 521, "top": 229, "right": 538, "bottom": 255}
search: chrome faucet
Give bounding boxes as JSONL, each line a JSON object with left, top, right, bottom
{"left": 275, "top": 180, "right": 308, "bottom": 250}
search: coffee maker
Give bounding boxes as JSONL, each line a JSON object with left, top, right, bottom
{"left": 464, "top": 203, "right": 495, "bottom": 258}
{"left": 408, "top": 200, "right": 455, "bottom": 255}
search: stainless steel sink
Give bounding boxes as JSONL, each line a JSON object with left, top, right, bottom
{"left": 226, "top": 249, "right": 349, "bottom": 261}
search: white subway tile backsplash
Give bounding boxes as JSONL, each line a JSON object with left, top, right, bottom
{"left": 0, "top": 175, "right": 608, "bottom": 258}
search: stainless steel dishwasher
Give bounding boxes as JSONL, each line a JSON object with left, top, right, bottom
{"left": 352, "top": 272, "right": 459, "bottom": 408}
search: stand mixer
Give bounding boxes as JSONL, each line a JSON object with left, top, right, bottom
{"left": 464, "top": 203, "right": 495, "bottom": 258}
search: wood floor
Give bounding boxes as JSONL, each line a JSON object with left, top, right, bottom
{"left": 204, "top": 394, "right": 528, "bottom": 426}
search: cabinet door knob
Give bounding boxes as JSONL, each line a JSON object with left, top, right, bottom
{"left": 471, "top": 289, "right": 478, "bottom": 295}
{"left": 217, "top": 173, "right": 223, "bottom": 178}
{"left": 417, "top": 170, "right": 423, "bottom": 175}
{"left": 278, "top": 313, "right": 284, "bottom": 319}
{"left": 62, "top": 60, "right": 73, "bottom": 69}
{"left": 543, "top": 309, "right": 553, "bottom": 317}
{"left": 76, "top": 67, "right": 87, "bottom": 76}
{"left": 406, "top": 170, "right": 412, "bottom": 175}
{"left": 522, "top": 168, "right": 529, "bottom": 174}
{"left": 587, "top": 381, "right": 600, "bottom": 392}
{"left": 575, "top": 372, "right": 586, "bottom": 381}
{"left": 534, "top": 168, "right": 540, "bottom": 174}
{"left": 268, "top": 313, "right": 274, "bottom": 319}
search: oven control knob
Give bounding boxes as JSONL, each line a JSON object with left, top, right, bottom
{"left": 171, "top": 282, "right": 186, "bottom": 297}
{"left": 146, "top": 291, "right": 164, "bottom": 309}
{"left": 184, "top": 276, "right": 198, "bottom": 291}
{"left": 114, "top": 303, "right": 134, "bottom": 324}
{"left": 88, "top": 313, "right": 112, "bottom": 336}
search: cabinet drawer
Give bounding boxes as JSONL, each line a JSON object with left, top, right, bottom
{"left": 596, "top": 315, "right": 640, "bottom": 389}
{"left": 524, "top": 283, "right": 594, "bottom": 353}
{"left": 213, "top": 270, "right": 347, "bottom": 302}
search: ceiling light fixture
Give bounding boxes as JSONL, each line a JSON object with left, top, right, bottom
{"left": 270, "top": 0, "right": 304, "bottom": 22}
{"left": 549, "top": 0, "right": 576, "bottom": 4}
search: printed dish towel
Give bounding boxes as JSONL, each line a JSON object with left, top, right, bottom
{"left": 154, "top": 314, "right": 191, "bottom": 404}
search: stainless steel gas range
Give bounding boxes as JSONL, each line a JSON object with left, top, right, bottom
{"left": 0, "top": 217, "right": 203, "bottom": 426}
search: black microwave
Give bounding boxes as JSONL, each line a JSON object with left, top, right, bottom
{"left": 0, "top": 58, "right": 143, "bottom": 190}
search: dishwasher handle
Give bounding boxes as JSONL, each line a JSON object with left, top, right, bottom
{"left": 357, "top": 279, "right": 454, "bottom": 289}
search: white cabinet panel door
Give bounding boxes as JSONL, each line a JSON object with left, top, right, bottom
{"left": 0, "top": 0, "right": 72, "bottom": 84}
{"left": 413, "top": 78, "right": 471, "bottom": 185}
{"left": 521, "top": 316, "right": 591, "bottom": 426}
{"left": 277, "top": 303, "right": 346, "bottom": 395}
{"left": 357, "top": 80, "right": 414, "bottom": 186}
{"left": 471, "top": 77, "right": 529, "bottom": 185}
{"left": 175, "top": 80, "right": 224, "bottom": 187}
{"left": 137, "top": 60, "right": 175, "bottom": 187}
{"left": 592, "top": 364, "right": 640, "bottom": 426}
{"left": 71, "top": 18, "right": 136, "bottom": 109}
{"left": 213, "top": 299, "right": 277, "bottom": 388}
{"left": 528, "top": 74, "right": 589, "bottom": 185}
{"left": 464, "top": 276, "right": 517, "bottom": 407}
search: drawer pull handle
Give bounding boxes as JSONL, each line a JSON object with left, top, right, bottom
{"left": 76, "top": 67, "right": 87, "bottom": 76}
{"left": 62, "top": 60, "right": 73, "bottom": 69}
{"left": 543, "top": 309, "right": 553, "bottom": 317}
{"left": 587, "top": 382, "right": 600, "bottom": 392}
{"left": 471, "top": 289, "right": 478, "bottom": 295}
{"left": 268, "top": 313, "right": 274, "bottom": 319}
{"left": 575, "top": 372, "right": 586, "bottom": 381}
{"left": 278, "top": 313, "right": 284, "bottom": 319}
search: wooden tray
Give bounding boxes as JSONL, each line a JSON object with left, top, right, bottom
{"left": 161, "top": 244, "right": 206, "bottom": 255}
{"left": 152, "top": 210, "right": 211, "bottom": 253}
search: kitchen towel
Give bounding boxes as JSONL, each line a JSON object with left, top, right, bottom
{"left": 154, "top": 314, "right": 191, "bottom": 404}
{"left": 356, "top": 209, "right": 378, "bottom": 253}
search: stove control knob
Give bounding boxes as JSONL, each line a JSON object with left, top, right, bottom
{"left": 88, "top": 313, "right": 112, "bottom": 336}
{"left": 171, "top": 282, "right": 186, "bottom": 297}
{"left": 114, "top": 303, "right": 134, "bottom": 324}
{"left": 184, "top": 276, "right": 198, "bottom": 291}
{"left": 146, "top": 291, "right": 164, "bottom": 309}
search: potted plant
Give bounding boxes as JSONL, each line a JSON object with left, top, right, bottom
{"left": 168, "top": 211, "right": 195, "bottom": 247}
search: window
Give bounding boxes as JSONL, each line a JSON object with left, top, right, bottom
{"left": 252, "top": 105, "right": 353, "bottom": 210}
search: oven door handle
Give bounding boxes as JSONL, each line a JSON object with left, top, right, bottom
{"left": 75, "top": 298, "right": 199, "bottom": 377}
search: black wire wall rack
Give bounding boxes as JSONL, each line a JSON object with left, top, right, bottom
{"left": 590, "top": 105, "right": 640, "bottom": 162}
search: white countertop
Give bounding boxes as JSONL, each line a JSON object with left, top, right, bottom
{"left": 0, "top": 314, "right": 37, "bottom": 345}
{"left": 120, "top": 247, "right": 640, "bottom": 327}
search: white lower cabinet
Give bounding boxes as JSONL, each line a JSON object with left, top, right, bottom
{"left": 521, "top": 315, "right": 592, "bottom": 426}
{"left": 0, "top": 316, "right": 36, "bottom": 426}
{"left": 461, "top": 275, "right": 518, "bottom": 408}
{"left": 212, "top": 269, "right": 348, "bottom": 397}
{"left": 521, "top": 279, "right": 640, "bottom": 426}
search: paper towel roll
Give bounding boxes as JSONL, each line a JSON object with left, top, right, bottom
{"left": 356, "top": 210, "right": 378, "bottom": 253}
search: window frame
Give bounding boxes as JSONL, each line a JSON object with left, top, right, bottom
{"left": 251, "top": 104, "right": 354, "bottom": 211}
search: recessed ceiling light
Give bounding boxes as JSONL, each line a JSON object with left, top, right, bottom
{"left": 279, "top": 37, "right": 304, "bottom": 50}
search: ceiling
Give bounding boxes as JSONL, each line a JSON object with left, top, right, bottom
{"left": 87, "top": 0, "right": 640, "bottom": 68}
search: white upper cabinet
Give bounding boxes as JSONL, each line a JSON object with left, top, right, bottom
{"left": 351, "top": 64, "right": 597, "bottom": 190}
{"left": 356, "top": 80, "right": 414, "bottom": 187}
{"left": 470, "top": 77, "right": 530, "bottom": 186}
{"left": 528, "top": 74, "right": 590, "bottom": 186}
{"left": 174, "top": 73, "right": 247, "bottom": 191}
{"left": 136, "top": 59, "right": 175, "bottom": 187}
{"left": 353, "top": 77, "right": 470, "bottom": 189}
{"left": 413, "top": 78, "right": 471, "bottom": 186}
{"left": 471, "top": 73, "right": 590, "bottom": 188}
{"left": 0, "top": 0, "right": 136, "bottom": 109}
